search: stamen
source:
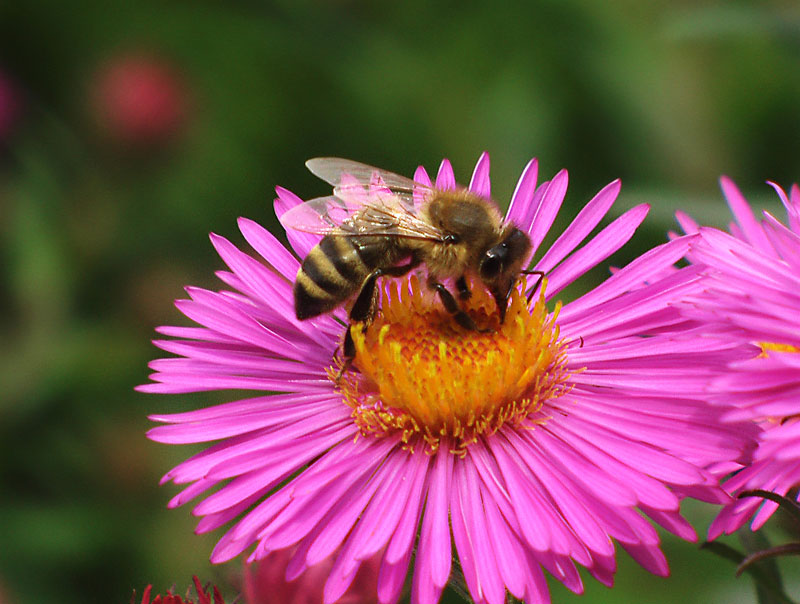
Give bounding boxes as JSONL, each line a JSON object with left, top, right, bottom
{"left": 335, "top": 276, "right": 574, "bottom": 454}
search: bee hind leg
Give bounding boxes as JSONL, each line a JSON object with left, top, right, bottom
{"left": 334, "top": 326, "right": 358, "bottom": 382}
{"left": 349, "top": 258, "right": 421, "bottom": 323}
{"left": 337, "top": 258, "right": 422, "bottom": 379}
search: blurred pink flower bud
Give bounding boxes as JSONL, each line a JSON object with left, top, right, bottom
{"left": 0, "top": 69, "right": 21, "bottom": 142}
{"left": 91, "top": 52, "right": 187, "bottom": 147}
{"left": 243, "top": 547, "right": 381, "bottom": 604}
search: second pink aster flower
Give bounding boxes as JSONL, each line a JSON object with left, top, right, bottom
{"left": 676, "top": 178, "right": 800, "bottom": 539}
{"left": 141, "top": 154, "right": 754, "bottom": 604}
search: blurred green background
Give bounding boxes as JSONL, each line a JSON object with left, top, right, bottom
{"left": 1, "top": 1, "right": 799, "bottom": 603}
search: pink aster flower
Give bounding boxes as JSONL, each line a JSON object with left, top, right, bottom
{"left": 140, "top": 154, "right": 754, "bottom": 604}
{"left": 675, "top": 178, "right": 800, "bottom": 538}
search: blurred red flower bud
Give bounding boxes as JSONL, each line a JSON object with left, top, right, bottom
{"left": 91, "top": 52, "right": 187, "bottom": 147}
{"left": 135, "top": 576, "right": 224, "bottom": 604}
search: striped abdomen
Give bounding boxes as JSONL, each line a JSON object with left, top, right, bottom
{"left": 294, "top": 234, "right": 398, "bottom": 320}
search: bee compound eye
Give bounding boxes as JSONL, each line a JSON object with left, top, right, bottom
{"left": 480, "top": 253, "right": 502, "bottom": 279}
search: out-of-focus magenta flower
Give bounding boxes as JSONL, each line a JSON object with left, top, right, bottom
{"left": 136, "top": 576, "right": 224, "bottom": 604}
{"left": 676, "top": 178, "right": 800, "bottom": 538}
{"left": 91, "top": 52, "right": 187, "bottom": 147}
{"left": 141, "top": 154, "right": 755, "bottom": 604}
{"left": 244, "top": 547, "right": 380, "bottom": 604}
{"left": 0, "top": 68, "right": 21, "bottom": 142}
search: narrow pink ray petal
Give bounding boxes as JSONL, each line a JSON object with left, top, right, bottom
{"left": 545, "top": 204, "right": 650, "bottom": 299}
{"left": 585, "top": 552, "right": 617, "bottom": 588}
{"left": 675, "top": 210, "right": 700, "bottom": 234}
{"left": 149, "top": 401, "right": 347, "bottom": 445}
{"left": 411, "top": 556, "right": 443, "bottom": 604}
{"left": 528, "top": 169, "right": 568, "bottom": 255}
{"left": 561, "top": 414, "right": 705, "bottom": 486}
{"left": 149, "top": 390, "right": 332, "bottom": 423}
{"left": 550, "top": 420, "right": 680, "bottom": 511}
{"left": 468, "top": 445, "right": 521, "bottom": 528}
{"left": 210, "top": 233, "right": 290, "bottom": 303}
{"left": 487, "top": 436, "right": 553, "bottom": 553}
{"left": 151, "top": 324, "right": 240, "bottom": 343}
{"left": 352, "top": 450, "right": 429, "bottom": 564}
{"left": 767, "top": 181, "right": 800, "bottom": 232}
{"left": 464, "top": 457, "right": 527, "bottom": 600}
{"left": 504, "top": 158, "right": 538, "bottom": 230}
{"left": 505, "top": 430, "right": 614, "bottom": 557}
{"left": 167, "top": 477, "right": 217, "bottom": 508}
{"left": 559, "top": 237, "right": 695, "bottom": 321}
{"left": 641, "top": 506, "right": 697, "bottom": 542}
{"left": 468, "top": 151, "right": 491, "bottom": 198}
{"left": 720, "top": 175, "right": 777, "bottom": 255}
{"left": 533, "top": 549, "right": 584, "bottom": 593}
{"left": 413, "top": 165, "right": 432, "bottom": 210}
{"left": 230, "top": 440, "right": 365, "bottom": 543}
{"left": 533, "top": 428, "right": 637, "bottom": 507}
{"left": 413, "top": 165, "right": 432, "bottom": 186}
{"left": 521, "top": 553, "right": 550, "bottom": 603}
{"left": 383, "top": 451, "right": 428, "bottom": 565}
{"left": 414, "top": 449, "right": 453, "bottom": 590}
{"left": 172, "top": 296, "right": 297, "bottom": 359}
{"left": 305, "top": 460, "right": 389, "bottom": 566}
{"left": 237, "top": 217, "right": 300, "bottom": 280}
{"left": 435, "top": 159, "right": 456, "bottom": 190}
{"left": 460, "top": 459, "right": 507, "bottom": 604}
{"left": 620, "top": 541, "right": 669, "bottom": 577}
{"left": 275, "top": 196, "right": 321, "bottom": 260}
{"left": 535, "top": 179, "right": 621, "bottom": 275}
{"left": 323, "top": 547, "right": 363, "bottom": 604}
{"left": 196, "top": 489, "right": 266, "bottom": 534}
{"left": 263, "top": 472, "right": 376, "bottom": 552}
{"left": 379, "top": 551, "right": 412, "bottom": 604}
{"left": 285, "top": 538, "right": 316, "bottom": 581}
{"left": 449, "top": 462, "right": 483, "bottom": 603}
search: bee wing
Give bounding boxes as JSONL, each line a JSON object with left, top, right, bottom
{"left": 280, "top": 192, "right": 446, "bottom": 240}
{"left": 306, "top": 157, "right": 427, "bottom": 193}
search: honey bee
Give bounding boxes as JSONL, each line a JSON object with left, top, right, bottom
{"left": 281, "top": 158, "right": 540, "bottom": 364}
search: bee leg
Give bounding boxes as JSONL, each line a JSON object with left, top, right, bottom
{"left": 455, "top": 275, "right": 471, "bottom": 300}
{"left": 489, "top": 283, "right": 512, "bottom": 324}
{"left": 334, "top": 326, "right": 358, "bottom": 382}
{"left": 349, "top": 258, "right": 421, "bottom": 323}
{"left": 428, "top": 278, "right": 491, "bottom": 333}
{"left": 521, "top": 269, "right": 545, "bottom": 303}
{"left": 339, "top": 257, "right": 423, "bottom": 377}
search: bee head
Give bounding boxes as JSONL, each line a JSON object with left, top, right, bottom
{"left": 479, "top": 226, "right": 532, "bottom": 322}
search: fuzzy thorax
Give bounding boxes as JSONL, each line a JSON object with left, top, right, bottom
{"left": 334, "top": 276, "right": 573, "bottom": 454}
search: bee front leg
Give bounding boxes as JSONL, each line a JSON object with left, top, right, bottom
{"left": 521, "top": 269, "right": 545, "bottom": 303}
{"left": 428, "top": 277, "right": 491, "bottom": 332}
{"left": 455, "top": 275, "right": 471, "bottom": 300}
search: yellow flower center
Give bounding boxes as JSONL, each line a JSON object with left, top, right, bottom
{"left": 334, "top": 276, "right": 573, "bottom": 454}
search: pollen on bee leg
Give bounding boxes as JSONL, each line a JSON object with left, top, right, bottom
{"left": 334, "top": 275, "right": 574, "bottom": 454}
